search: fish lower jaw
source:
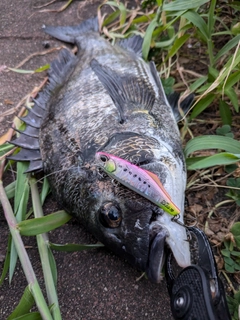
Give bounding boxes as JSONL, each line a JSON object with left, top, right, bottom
{"left": 146, "top": 221, "right": 168, "bottom": 283}
{"left": 147, "top": 215, "right": 191, "bottom": 283}
{"left": 157, "top": 215, "right": 191, "bottom": 268}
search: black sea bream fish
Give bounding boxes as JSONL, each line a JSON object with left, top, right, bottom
{"left": 10, "top": 17, "right": 193, "bottom": 283}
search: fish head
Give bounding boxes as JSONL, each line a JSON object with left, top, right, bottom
{"left": 80, "top": 151, "right": 191, "bottom": 283}
{"left": 84, "top": 173, "right": 156, "bottom": 275}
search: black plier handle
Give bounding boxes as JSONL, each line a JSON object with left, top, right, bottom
{"left": 166, "top": 226, "right": 231, "bottom": 320}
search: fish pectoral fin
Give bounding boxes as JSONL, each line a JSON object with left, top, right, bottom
{"left": 90, "top": 59, "right": 156, "bottom": 123}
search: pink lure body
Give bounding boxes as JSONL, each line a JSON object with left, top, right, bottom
{"left": 95, "top": 151, "right": 180, "bottom": 216}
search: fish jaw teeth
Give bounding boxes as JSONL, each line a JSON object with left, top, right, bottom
{"left": 156, "top": 213, "right": 191, "bottom": 268}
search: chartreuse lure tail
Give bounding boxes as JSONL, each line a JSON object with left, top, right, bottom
{"left": 95, "top": 151, "right": 180, "bottom": 216}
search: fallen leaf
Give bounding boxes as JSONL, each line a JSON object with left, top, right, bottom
{"left": 188, "top": 203, "right": 203, "bottom": 214}
{"left": 4, "top": 99, "right": 14, "bottom": 105}
{"left": 0, "top": 128, "right": 14, "bottom": 145}
{"left": 215, "top": 254, "right": 224, "bottom": 270}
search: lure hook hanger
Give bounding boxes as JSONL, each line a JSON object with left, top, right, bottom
{"left": 171, "top": 215, "right": 191, "bottom": 241}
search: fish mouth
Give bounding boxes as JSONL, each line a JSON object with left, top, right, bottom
{"left": 146, "top": 220, "right": 167, "bottom": 283}
{"left": 146, "top": 211, "right": 191, "bottom": 283}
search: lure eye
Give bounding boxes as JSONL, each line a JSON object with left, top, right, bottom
{"left": 100, "top": 155, "right": 109, "bottom": 163}
{"left": 99, "top": 202, "right": 122, "bottom": 228}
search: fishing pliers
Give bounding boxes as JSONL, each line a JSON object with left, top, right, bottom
{"left": 166, "top": 226, "right": 231, "bottom": 320}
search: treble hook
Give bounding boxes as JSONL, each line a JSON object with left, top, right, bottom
{"left": 171, "top": 215, "right": 192, "bottom": 241}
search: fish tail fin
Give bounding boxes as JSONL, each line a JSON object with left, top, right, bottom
{"left": 42, "top": 16, "right": 99, "bottom": 44}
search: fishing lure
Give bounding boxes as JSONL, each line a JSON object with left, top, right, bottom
{"left": 95, "top": 151, "right": 180, "bottom": 216}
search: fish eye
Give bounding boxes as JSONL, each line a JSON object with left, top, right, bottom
{"left": 100, "top": 155, "right": 109, "bottom": 163}
{"left": 99, "top": 202, "right": 122, "bottom": 228}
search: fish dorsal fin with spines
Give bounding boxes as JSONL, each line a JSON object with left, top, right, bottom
{"left": 90, "top": 59, "right": 156, "bottom": 123}
{"left": 8, "top": 48, "right": 77, "bottom": 173}
{"left": 118, "top": 35, "right": 143, "bottom": 57}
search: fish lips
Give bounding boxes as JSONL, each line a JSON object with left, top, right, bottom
{"left": 146, "top": 221, "right": 168, "bottom": 283}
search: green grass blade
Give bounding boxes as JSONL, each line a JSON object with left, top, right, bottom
{"left": 16, "top": 180, "right": 30, "bottom": 222}
{"left": 0, "top": 235, "right": 11, "bottom": 285}
{"left": 163, "top": 0, "right": 209, "bottom": 11}
{"left": 49, "top": 242, "right": 104, "bottom": 252}
{"left": 224, "top": 46, "right": 240, "bottom": 72}
{"left": 34, "top": 64, "right": 50, "bottom": 73}
{"left": 102, "top": 10, "right": 120, "bottom": 27}
{"left": 224, "top": 88, "right": 239, "bottom": 112}
{"left": 189, "top": 93, "right": 215, "bottom": 120}
{"left": 9, "top": 240, "right": 18, "bottom": 284}
{"left": 219, "top": 100, "right": 232, "bottom": 125}
{"left": 47, "top": 248, "right": 58, "bottom": 287}
{"left": 230, "top": 222, "right": 240, "bottom": 247}
{"left": 142, "top": 19, "right": 158, "bottom": 60}
{"left": 9, "top": 313, "right": 42, "bottom": 320}
{"left": 7, "top": 285, "right": 35, "bottom": 320}
{"left": 131, "top": 14, "right": 155, "bottom": 25}
{"left": 118, "top": 2, "right": 127, "bottom": 25}
{"left": 40, "top": 177, "right": 50, "bottom": 205}
{"left": 154, "top": 38, "right": 175, "bottom": 48}
{"left": 8, "top": 68, "right": 34, "bottom": 74}
{"left": 207, "top": 0, "right": 216, "bottom": 35}
{"left": 14, "top": 162, "right": 29, "bottom": 213}
{"left": 156, "top": 0, "right": 162, "bottom": 6}
{"left": 186, "top": 153, "right": 240, "bottom": 170}
{"left": 0, "top": 143, "right": 14, "bottom": 156}
{"left": 229, "top": 2, "right": 240, "bottom": 10}
{"left": 223, "top": 70, "right": 240, "bottom": 91}
{"left": 0, "top": 181, "right": 53, "bottom": 320}
{"left": 189, "top": 76, "right": 208, "bottom": 92}
{"left": 164, "top": 11, "right": 187, "bottom": 29}
{"left": 103, "top": 1, "right": 127, "bottom": 25}
{"left": 9, "top": 177, "right": 30, "bottom": 283}
{"left": 18, "top": 210, "right": 72, "bottom": 236}
{"left": 214, "top": 34, "right": 240, "bottom": 63}
{"left": 183, "top": 11, "right": 209, "bottom": 41}
{"left": 30, "top": 177, "right": 62, "bottom": 320}
{"left": 185, "top": 135, "right": 240, "bottom": 157}
{"left": 208, "top": 66, "right": 219, "bottom": 81}
{"left": 164, "top": 34, "right": 190, "bottom": 61}
{"left": 3, "top": 181, "right": 16, "bottom": 201}
{"left": 36, "top": 233, "right": 61, "bottom": 319}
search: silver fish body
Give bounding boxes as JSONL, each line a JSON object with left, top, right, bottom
{"left": 10, "top": 17, "right": 193, "bottom": 282}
